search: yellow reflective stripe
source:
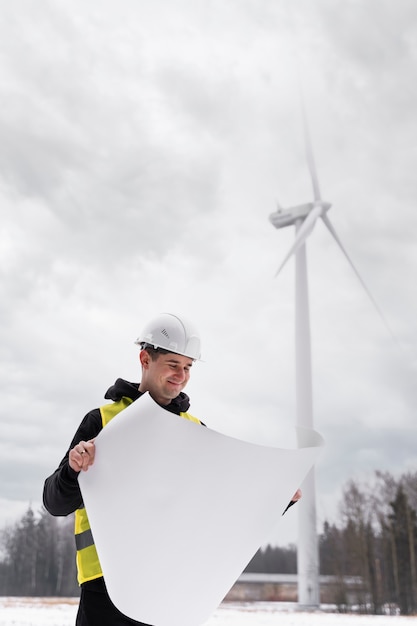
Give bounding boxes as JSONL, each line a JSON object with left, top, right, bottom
{"left": 74, "top": 507, "right": 90, "bottom": 535}
{"left": 76, "top": 544, "right": 102, "bottom": 585}
{"left": 180, "top": 411, "right": 201, "bottom": 424}
{"left": 100, "top": 396, "right": 134, "bottom": 427}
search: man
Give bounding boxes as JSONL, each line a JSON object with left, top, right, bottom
{"left": 43, "top": 312, "right": 301, "bottom": 625}
{"left": 43, "top": 313, "right": 203, "bottom": 626}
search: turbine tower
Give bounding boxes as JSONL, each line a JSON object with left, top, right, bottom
{"left": 269, "top": 100, "right": 324, "bottom": 607}
{"left": 269, "top": 99, "right": 393, "bottom": 607}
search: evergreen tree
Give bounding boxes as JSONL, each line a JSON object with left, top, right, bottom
{"left": 388, "top": 486, "right": 417, "bottom": 614}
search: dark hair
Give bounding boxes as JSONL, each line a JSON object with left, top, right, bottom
{"left": 140, "top": 343, "right": 171, "bottom": 361}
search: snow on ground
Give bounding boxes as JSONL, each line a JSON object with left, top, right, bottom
{"left": 0, "top": 599, "right": 411, "bottom": 626}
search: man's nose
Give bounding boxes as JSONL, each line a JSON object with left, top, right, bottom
{"left": 174, "top": 369, "right": 188, "bottom": 381}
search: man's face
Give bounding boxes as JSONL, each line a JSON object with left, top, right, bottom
{"left": 139, "top": 350, "right": 193, "bottom": 405}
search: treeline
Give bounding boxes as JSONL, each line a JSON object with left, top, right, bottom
{"left": 245, "top": 543, "right": 297, "bottom": 573}
{"left": 0, "top": 470, "right": 416, "bottom": 614}
{"left": 319, "top": 471, "right": 417, "bottom": 615}
{"left": 0, "top": 507, "right": 79, "bottom": 597}
{"left": 246, "top": 470, "right": 417, "bottom": 615}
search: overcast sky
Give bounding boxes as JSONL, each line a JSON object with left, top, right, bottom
{"left": 1, "top": 0, "right": 417, "bottom": 548}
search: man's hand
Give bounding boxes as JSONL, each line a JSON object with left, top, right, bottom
{"left": 292, "top": 488, "right": 302, "bottom": 502}
{"left": 69, "top": 440, "right": 96, "bottom": 473}
{"left": 282, "top": 488, "right": 302, "bottom": 515}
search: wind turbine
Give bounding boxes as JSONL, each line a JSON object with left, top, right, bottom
{"left": 269, "top": 97, "right": 393, "bottom": 607}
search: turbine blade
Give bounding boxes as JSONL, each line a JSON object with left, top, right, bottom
{"left": 321, "top": 213, "right": 397, "bottom": 341}
{"left": 275, "top": 205, "right": 322, "bottom": 277}
{"left": 300, "top": 97, "right": 321, "bottom": 203}
{"left": 284, "top": 2, "right": 322, "bottom": 203}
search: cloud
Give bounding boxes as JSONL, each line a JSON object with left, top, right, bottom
{"left": 0, "top": 0, "right": 416, "bottom": 548}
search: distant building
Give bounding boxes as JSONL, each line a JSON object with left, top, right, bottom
{"left": 225, "top": 573, "right": 365, "bottom": 606}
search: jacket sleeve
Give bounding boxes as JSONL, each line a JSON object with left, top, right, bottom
{"left": 42, "top": 409, "right": 102, "bottom": 516}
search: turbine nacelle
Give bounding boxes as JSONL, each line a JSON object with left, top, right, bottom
{"left": 271, "top": 200, "right": 332, "bottom": 277}
{"left": 269, "top": 201, "right": 331, "bottom": 230}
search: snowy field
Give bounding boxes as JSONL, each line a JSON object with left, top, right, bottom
{"left": 0, "top": 598, "right": 412, "bottom": 626}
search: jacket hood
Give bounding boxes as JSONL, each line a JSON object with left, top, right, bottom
{"left": 104, "top": 378, "right": 191, "bottom": 413}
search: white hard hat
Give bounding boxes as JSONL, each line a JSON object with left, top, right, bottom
{"left": 135, "top": 313, "right": 202, "bottom": 360}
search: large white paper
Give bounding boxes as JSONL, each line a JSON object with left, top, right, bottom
{"left": 79, "top": 393, "right": 323, "bottom": 626}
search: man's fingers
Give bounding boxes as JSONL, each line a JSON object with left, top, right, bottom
{"left": 69, "top": 441, "right": 96, "bottom": 472}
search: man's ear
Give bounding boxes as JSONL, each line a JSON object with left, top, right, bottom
{"left": 139, "top": 350, "right": 150, "bottom": 369}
